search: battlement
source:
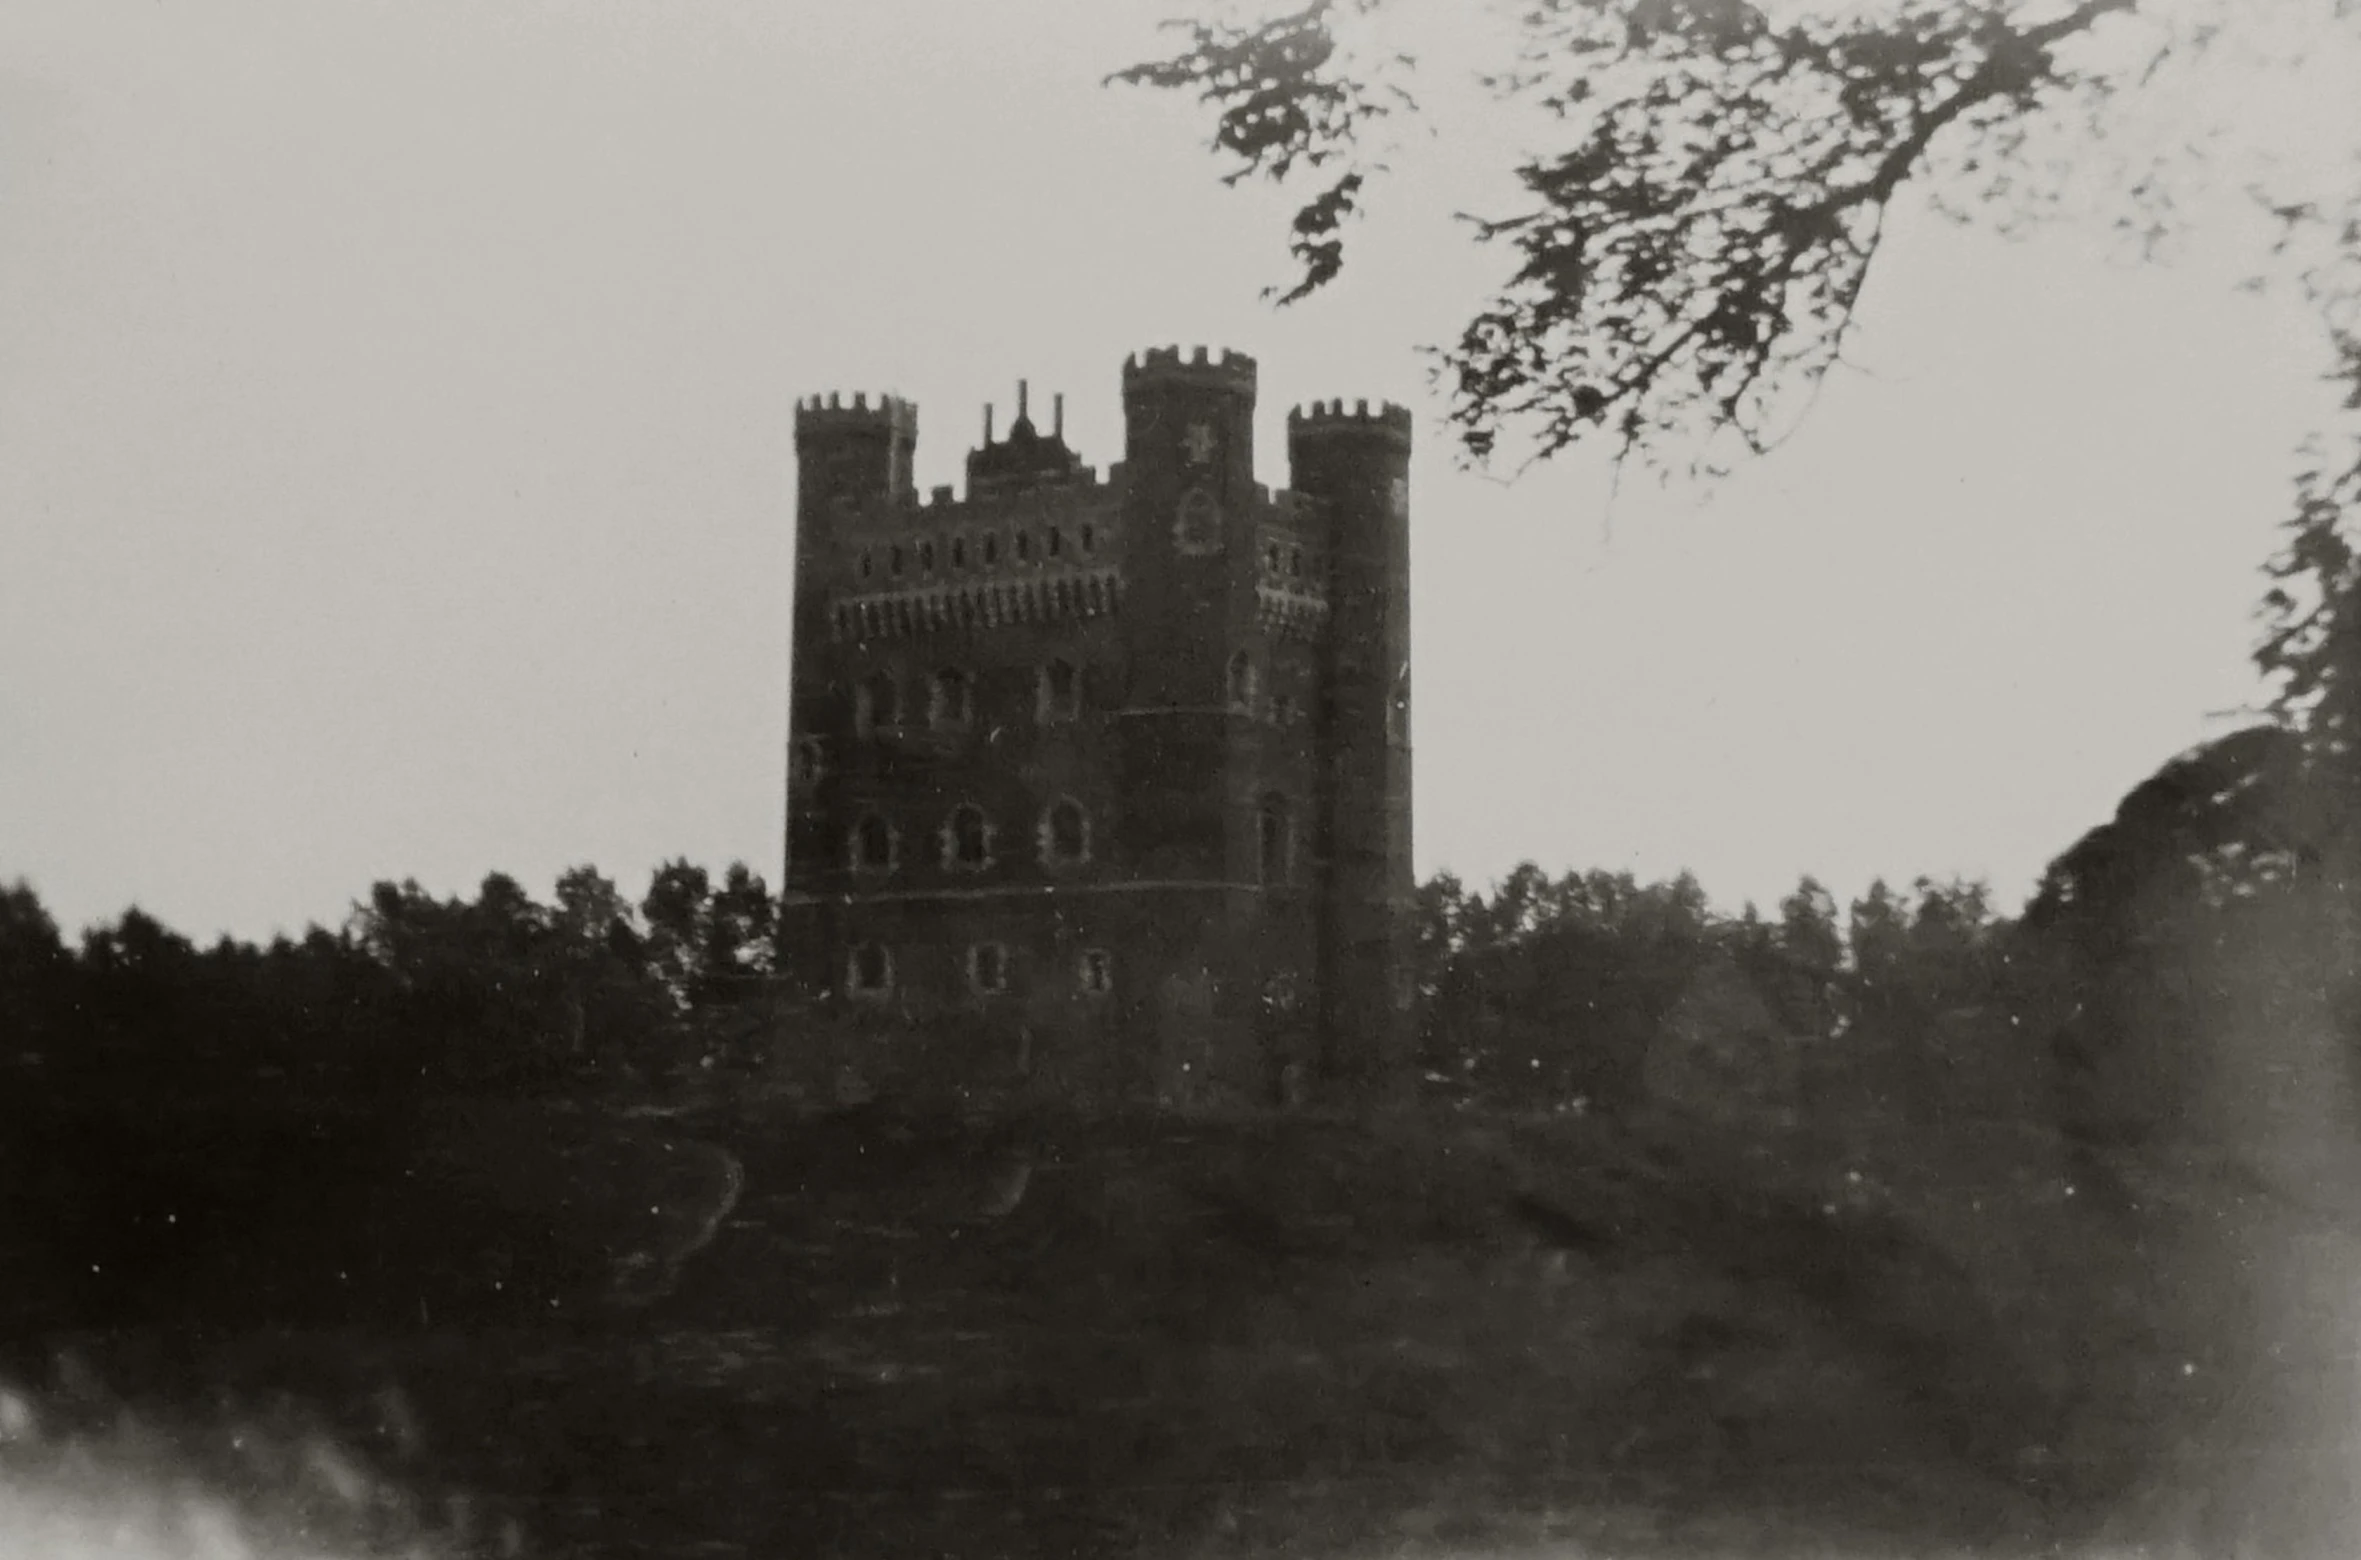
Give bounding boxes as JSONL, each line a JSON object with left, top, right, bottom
{"left": 1288, "top": 398, "right": 1413, "bottom": 449}
{"left": 795, "top": 392, "right": 919, "bottom": 437}
{"left": 1123, "top": 344, "right": 1258, "bottom": 394}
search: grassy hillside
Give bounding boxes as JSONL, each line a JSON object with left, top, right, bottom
{"left": 0, "top": 1092, "right": 2249, "bottom": 1559}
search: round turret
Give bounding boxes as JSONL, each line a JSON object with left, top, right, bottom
{"left": 1286, "top": 398, "right": 1413, "bottom": 453}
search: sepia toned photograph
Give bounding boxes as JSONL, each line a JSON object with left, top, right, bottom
{"left": 5, "top": 2, "right": 2361, "bottom": 1555}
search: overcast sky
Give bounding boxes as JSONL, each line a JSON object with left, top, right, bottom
{"left": 2, "top": 0, "right": 2352, "bottom": 944}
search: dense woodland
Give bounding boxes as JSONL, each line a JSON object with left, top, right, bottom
{"left": 2, "top": 715, "right": 2331, "bottom": 1154}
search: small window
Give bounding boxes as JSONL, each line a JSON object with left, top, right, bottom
{"left": 847, "top": 943, "right": 893, "bottom": 998}
{"left": 858, "top": 550, "right": 875, "bottom": 581}
{"left": 951, "top": 535, "right": 967, "bottom": 570}
{"left": 1037, "top": 659, "right": 1080, "bottom": 723}
{"left": 1041, "top": 798, "right": 1090, "bottom": 866}
{"left": 1264, "top": 542, "right": 1282, "bottom": 575}
{"left": 1080, "top": 523, "right": 1097, "bottom": 555}
{"left": 850, "top": 813, "right": 896, "bottom": 873}
{"left": 944, "top": 804, "right": 992, "bottom": 870}
{"left": 1288, "top": 547, "right": 1303, "bottom": 579}
{"left": 1227, "top": 651, "right": 1257, "bottom": 711}
{"left": 930, "top": 669, "right": 974, "bottom": 730}
{"left": 1258, "top": 793, "right": 1292, "bottom": 887}
{"left": 967, "top": 942, "right": 1009, "bottom": 995}
{"left": 1078, "top": 949, "right": 1113, "bottom": 996}
{"left": 855, "top": 671, "right": 899, "bottom": 736}
{"left": 982, "top": 533, "right": 1000, "bottom": 566}
{"left": 919, "top": 539, "right": 936, "bottom": 576}
{"left": 1047, "top": 525, "right": 1064, "bottom": 559}
{"left": 793, "top": 738, "right": 827, "bottom": 786}
{"left": 1014, "top": 531, "right": 1032, "bottom": 563}
{"left": 889, "top": 545, "right": 906, "bottom": 579}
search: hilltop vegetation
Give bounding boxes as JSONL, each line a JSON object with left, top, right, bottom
{"left": 6, "top": 721, "right": 2360, "bottom": 1555}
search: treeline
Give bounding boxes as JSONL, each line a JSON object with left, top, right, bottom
{"left": 1414, "top": 864, "right": 2037, "bottom": 1127}
{"left": 3, "top": 720, "right": 2335, "bottom": 1137}
{"left": 0, "top": 861, "right": 780, "bottom": 1100}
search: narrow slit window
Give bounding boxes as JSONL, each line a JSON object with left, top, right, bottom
{"left": 946, "top": 804, "right": 992, "bottom": 870}
{"left": 851, "top": 813, "right": 895, "bottom": 872}
{"left": 1042, "top": 798, "right": 1089, "bottom": 865}
{"left": 855, "top": 672, "right": 899, "bottom": 737}
{"left": 848, "top": 943, "right": 892, "bottom": 997}
{"left": 1258, "top": 793, "right": 1292, "bottom": 887}
{"left": 1037, "top": 659, "right": 1080, "bottom": 723}
{"left": 931, "top": 669, "right": 973, "bottom": 730}
{"left": 1227, "top": 651, "right": 1256, "bottom": 711}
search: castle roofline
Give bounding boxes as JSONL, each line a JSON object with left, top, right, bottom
{"left": 795, "top": 392, "right": 918, "bottom": 437}
{"left": 1288, "top": 397, "right": 1413, "bottom": 450}
{"left": 1123, "top": 344, "right": 1257, "bottom": 393}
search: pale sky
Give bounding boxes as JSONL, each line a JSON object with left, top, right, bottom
{"left": 1, "top": 0, "right": 2351, "bottom": 945}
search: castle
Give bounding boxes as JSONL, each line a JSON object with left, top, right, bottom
{"left": 779, "top": 347, "right": 1412, "bottom": 1105}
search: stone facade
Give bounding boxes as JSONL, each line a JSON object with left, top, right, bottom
{"left": 781, "top": 348, "right": 1412, "bottom": 1105}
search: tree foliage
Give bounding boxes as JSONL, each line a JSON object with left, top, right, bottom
{"left": 1118, "top": 0, "right": 2354, "bottom": 465}
{"left": 0, "top": 860, "right": 786, "bottom": 1103}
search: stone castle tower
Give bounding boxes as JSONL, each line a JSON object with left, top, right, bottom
{"left": 780, "top": 347, "right": 1412, "bottom": 1104}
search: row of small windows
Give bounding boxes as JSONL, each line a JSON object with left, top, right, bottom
{"left": 850, "top": 795, "right": 1293, "bottom": 884}
{"left": 851, "top": 799, "right": 1092, "bottom": 874}
{"left": 857, "top": 522, "right": 1100, "bottom": 584}
{"left": 855, "top": 661, "right": 1081, "bottom": 736}
{"left": 846, "top": 942, "right": 1115, "bottom": 998}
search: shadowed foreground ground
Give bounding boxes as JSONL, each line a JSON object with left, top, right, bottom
{"left": 0, "top": 1094, "right": 2317, "bottom": 1558}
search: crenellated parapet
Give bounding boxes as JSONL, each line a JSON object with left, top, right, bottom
{"left": 1288, "top": 398, "right": 1413, "bottom": 451}
{"left": 1123, "top": 344, "right": 1259, "bottom": 396}
{"left": 794, "top": 391, "right": 919, "bottom": 440}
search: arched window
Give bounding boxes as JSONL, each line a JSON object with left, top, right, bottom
{"left": 854, "top": 672, "right": 899, "bottom": 737}
{"left": 849, "top": 813, "right": 896, "bottom": 873}
{"left": 1227, "top": 651, "right": 1257, "bottom": 712}
{"left": 982, "top": 532, "right": 1000, "bottom": 566}
{"left": 1080, "top": 522, "right": 1098, "bottom": 555}
{"left": 944, "top": 804, "right": 993, "bottom": 870}
{"left": 847, "top": 943, "right": 893, "bottom": 998}
{"left": 930, "top": 668, "right": 973, "bottom": 731}
{"left": 1036, "top": 659, "right": 1080, "bottom": 723}
{"left": 1046, "top": 525, "right": 1064, "bottom": 559}
{"left": 1258, "top": 793, "right": 1292, "bottom": 887}
{"left": 1014, "top": 531, "right": 1032, "bottom": 564}
{"left": 1077, "top": 949, "right": 1113, "bottom": 996}
{"left": 967, "top": 942, "right": 1009, "bottom": 995}
{"left": 918, "top": 538, "right": 937, "bottom": 576}
{"left": 1040, "top": 798, "right": 1090, "bottom": 866}
{"left": 889, "top": 544, "right": 906, "bottom": 579}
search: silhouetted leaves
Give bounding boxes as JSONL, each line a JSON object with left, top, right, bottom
{"left": 1119, "top": 0, "right": 2201, "bottom": 468}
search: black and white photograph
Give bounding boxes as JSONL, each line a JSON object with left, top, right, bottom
{"left": 6, "top": 2, "right": 2361, "bottom": 1555}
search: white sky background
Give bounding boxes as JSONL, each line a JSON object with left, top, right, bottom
{"left": 0, "top": 0, "right": 2351, "bottom": 944}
